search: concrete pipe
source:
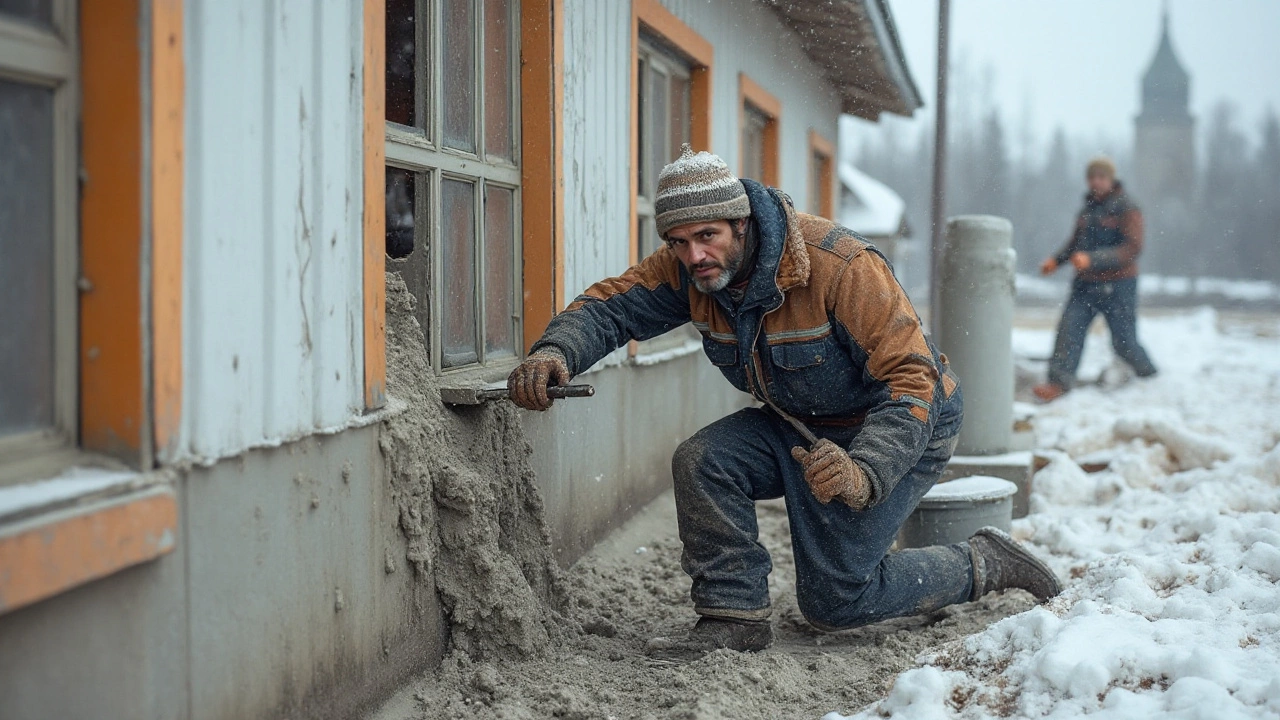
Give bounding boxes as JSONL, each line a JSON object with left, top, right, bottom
{"left": 937, "top": 215, "right": 1016, "bottom": 456}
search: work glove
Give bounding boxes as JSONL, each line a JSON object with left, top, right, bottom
{"left": 1069, "top": 251, "right": 1092, "bottom": 271}
{"left": 790, "top": 439, "right": 872, "bottom": 510}
{"left": 1039, "top": 257, "right": 1059, "bottom": 276}
{"left": 507, "top": 349, "right": 571, "bottom": 411}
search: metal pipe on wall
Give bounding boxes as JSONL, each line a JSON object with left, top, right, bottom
{"left": 928, "top": 0, "right": 951, "bottom": 332}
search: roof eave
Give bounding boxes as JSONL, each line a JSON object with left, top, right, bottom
{"left": 765, "top": 0, "right": 924, "bottom": 121}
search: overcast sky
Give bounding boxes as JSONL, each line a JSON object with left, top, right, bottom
{"left": 861, "top": 0, "right": 1280, "bottom": 150}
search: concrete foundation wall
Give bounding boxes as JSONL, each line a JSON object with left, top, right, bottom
{"left": 527, "top": 352, "right": 751, "bottom": 564}
{"left": 0, "top": 425, "right": 447, "bottom": 720}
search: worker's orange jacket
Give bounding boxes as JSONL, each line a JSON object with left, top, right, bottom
{"left": 531, "top": 179, "right": 961, "bottom": 505}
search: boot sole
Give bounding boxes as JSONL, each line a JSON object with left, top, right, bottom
{"left": 974, "top": 526, "right": 1062, "bottom": 600}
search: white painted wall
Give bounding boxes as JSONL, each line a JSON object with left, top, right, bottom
{"left": 559, "top": 0, "right": 843, "bottom": 303}
{"left": 180, "top": 0, "right": 366, "bottom": 463}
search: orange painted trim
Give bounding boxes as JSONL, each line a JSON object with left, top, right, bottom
{"left": 79, "top": 0, "right": 145, "bottom": 463}
{"left": 552, "top": 0, "right": 566, "bottom": 313}
{"left": 152, "top": 0, "right": 185, "bottom": 456}
{"left": 363, "top": 0, "right": 387, "bottom": 408}
{"left": 520, "top": 0, "right": 564, "bottom": 350}
{"left": 634, "top": 0, "right": 713, "bottom": 67}
{"left": 739, "top": 73, "right": 781, "bottom": 187}
{"left": 0, "top": 488, "right": 177, "bottom": 615}
{"left": 809, "top": 129, "right": 836, "bottom": 220}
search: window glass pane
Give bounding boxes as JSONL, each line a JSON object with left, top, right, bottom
{"left": 809, "top": 151, "right": 824, "bottom": 216}
{"left": 742, "top": 105, "right": 767, "bottom": 183}
{"left": 443, "top": 0, "right": 476, "bottom": 152}
{"left": 484, "top": 186, "right": 515, "bottom": 357}
{"left": 441, "top": 179, "right": 477, "bottom": 367}
{"left": 484, "top": 0, "right": 513, "bottom": 161}
{"left": 639, "top": 214, "right": 659, "bottom": 260}
{"left": 386, "top": 0, "right": 418, "bottom": 128}
{"left": 670, "top": 73, "right": 690, "bottom": 159}
{"left": 0, "top": 0, "right": 51, "bottom": 27}
{"left": 636, "top": 55, "right": 648, "bottom": 197}
{"left": 646, "top": 65, "right": 668, "bottom": 200}
{"left": 0, "top": 80, "right": 55, "bottom": 437}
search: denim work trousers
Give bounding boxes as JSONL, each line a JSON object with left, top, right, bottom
{"left": 1047, "top": 278, "right": 1157, "bottom": 389}
{"left": 671, "top": 397, "right": 971, "bottom": 631}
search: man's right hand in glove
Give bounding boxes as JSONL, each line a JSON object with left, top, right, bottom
{"left": 507, "top": 350, "right": 571, "bottom": 411}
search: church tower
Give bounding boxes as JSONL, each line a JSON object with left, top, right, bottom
{"left": 1134, "top": 6, "right": 1195, "bottom": 203}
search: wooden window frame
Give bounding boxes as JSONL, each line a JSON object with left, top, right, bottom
{"left": 635, "top": 36, "right": 692, "bottom": 262}
{"left": 0, "top": 5, "right": 79, "bottom": 482}
{"left": 808, "top": 129, "right": 835, "bottom": 220}
{"left": 738, "top": 73, "right": 780, "bottom": 188}
{"left": 381, "top": 0, "right": 525, "bottom": 376}
{"left": 630, "top": 0, "right": 712, "bottom": 269}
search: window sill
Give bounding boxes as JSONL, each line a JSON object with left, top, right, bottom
{"left": 0, "top": 467, "right": 177, "bottom": 616}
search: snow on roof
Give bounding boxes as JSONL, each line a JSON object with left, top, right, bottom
{"left": 839, "top": 161, "right": 906, "bottom": 238}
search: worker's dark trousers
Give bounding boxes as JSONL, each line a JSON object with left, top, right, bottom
{"left": 1048, "top": 277, "right": 1157, "bottom": 389}
{"left": 671, "top": 393, "right": 970, "bottom": 631}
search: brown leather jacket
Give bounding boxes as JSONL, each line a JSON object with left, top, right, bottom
{"left": 531, "top": 179, "right": 961, "bottom": 504}
{"left": 1054, "top": 182, "right": 1144, "bottom": 282}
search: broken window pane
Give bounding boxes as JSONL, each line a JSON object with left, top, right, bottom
{"left": 0, "top": 79, "right": 55, "bottom": 437}
{"left": 385, "top": 0, "right": 418, "bottom": 128}
{"left": 484, "top": 0, "right": 513, "bottom": 161}
{"left": 443, "top": 0, "right": 476, "bottom": 153}
{"left": 484, "top": 185, "right": 515, "bottom": 358}
{"left": 441, "top": 178, "right": 477, "bottom": 367}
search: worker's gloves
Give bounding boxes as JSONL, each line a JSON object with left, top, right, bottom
{"left": 1069, "top": 251, "right": 1092, "bottom": 271}
{"left": 1039, "top": 257, "right": 1059, "bottom": 276}
{"left": 507, "top": 349, "right": 571, "bottom": 411}
{"left": 790, "top": 439, "right": 871, "bottom": 510}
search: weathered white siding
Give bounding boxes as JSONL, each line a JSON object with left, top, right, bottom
{"left": 180, "top": 0, "right": 366, "bottom": 463}
{"left": 559, "top": 0, "right": 842, "bottom": 303}
{"left": 561, "top": 0, "right": 634, "bottom": 302}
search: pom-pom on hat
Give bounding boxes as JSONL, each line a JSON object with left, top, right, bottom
{"left": 654, "top": 144, "right": 752, "bottom": 237}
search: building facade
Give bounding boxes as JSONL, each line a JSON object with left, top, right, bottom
{"left": 0, "top": 2, "right": 919, "bottom": 718}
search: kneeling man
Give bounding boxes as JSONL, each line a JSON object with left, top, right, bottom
{"left": 510, "top": 146, "right": 1060, "bottom": 659}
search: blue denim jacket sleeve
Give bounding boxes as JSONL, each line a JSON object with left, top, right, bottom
{"left": 827, "top": 251, "right": 941, "bottom": 504}
{"left": 530, "top": 250, "right": 693, "bottom": 376}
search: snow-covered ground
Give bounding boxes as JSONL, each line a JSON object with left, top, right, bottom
{"left": 830, "top": 307, "right": 1280, "bottom": 719}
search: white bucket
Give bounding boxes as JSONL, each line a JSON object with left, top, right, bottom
{"left": 897, "top": 476, "right": 1017, "bottom": 549}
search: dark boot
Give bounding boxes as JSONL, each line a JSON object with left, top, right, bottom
{"left": 969, "top": 527, "right": 1062, "bottom": 602}
{"left": 644, "top": 617, "right": 774, "bottom": 661}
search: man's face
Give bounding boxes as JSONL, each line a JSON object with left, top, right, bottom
{"left": 1087, "top": 172, "right": 1114, "bottom": 196}
{"left": 665, "top": 219, "right": 746, "bottom": 293}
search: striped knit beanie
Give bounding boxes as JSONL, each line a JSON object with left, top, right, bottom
{"left": 654, "top": 144, "right": 752, "bottom": 237}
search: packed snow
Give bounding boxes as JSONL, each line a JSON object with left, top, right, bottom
{"left": 827, "top": 307, "right": 1280, "bottom": 719}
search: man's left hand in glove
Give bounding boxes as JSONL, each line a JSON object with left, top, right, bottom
{"left": 790, "top": 439, "right": 872, "bottom": 510}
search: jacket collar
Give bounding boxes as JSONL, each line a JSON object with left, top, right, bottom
{"left": 1086, "top": 180, "right": 1125, "bottom": 206}
{"left": 721, "top": 179, "right": 810, "bottom": 311}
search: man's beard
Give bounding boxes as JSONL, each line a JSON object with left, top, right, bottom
{"left": 688, "top": 239, "right": 746, "bottom": 294}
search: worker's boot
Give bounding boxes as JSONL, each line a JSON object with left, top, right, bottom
{"left": 1032, "top": 382, "right": 1067, "bottom": 402}
{"left": 968, "top": 527, "right": 1062, "bottom": 603}
{"left": 644, "top": 616, "right": 774, "bottom": 661}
